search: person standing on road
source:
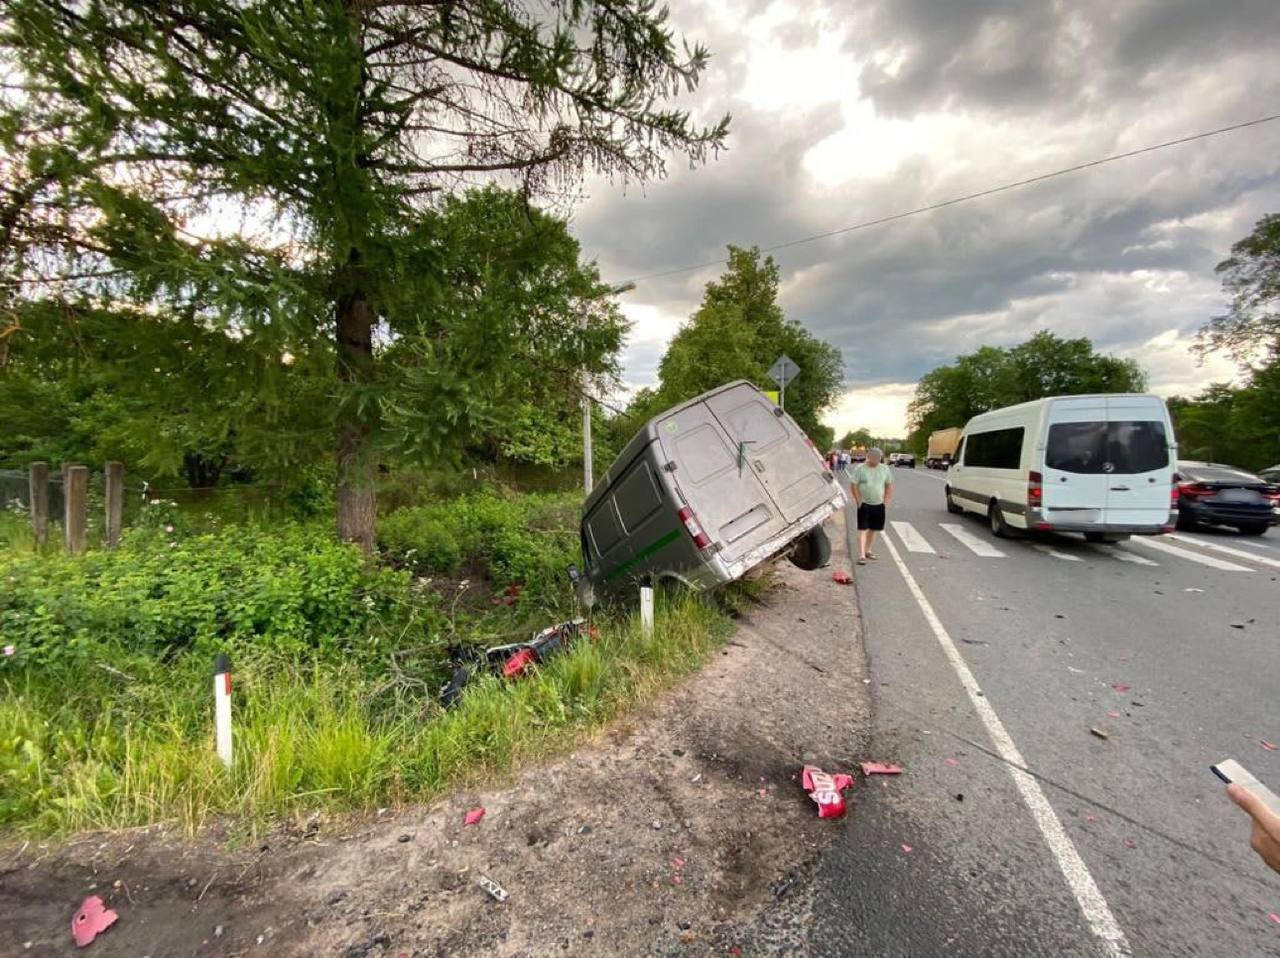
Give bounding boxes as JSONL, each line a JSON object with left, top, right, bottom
{"left": 849, "top": 447, "right": 893, "bottom": 565}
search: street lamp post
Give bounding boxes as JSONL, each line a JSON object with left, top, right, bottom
{"left": 582, "top": 281, "right": 636, "bottom": 496}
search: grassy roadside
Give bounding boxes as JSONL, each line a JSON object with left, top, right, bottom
{"left": 0, "top": 491, "right": 741, "bottom": 838}
{"left": 0, "top": 594, "right": 731, "bottom": 837}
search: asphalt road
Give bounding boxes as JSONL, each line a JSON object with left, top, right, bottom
{"left": 811, "top": 466, "right": 1280, "bottom": 957}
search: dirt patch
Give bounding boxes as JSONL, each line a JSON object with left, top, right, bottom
{"left": 1, "top": 514, "right": 869, "bottom": 957}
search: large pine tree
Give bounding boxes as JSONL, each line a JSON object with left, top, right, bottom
{"left": 0, "top": 0, "right": 728, "bottom": 548}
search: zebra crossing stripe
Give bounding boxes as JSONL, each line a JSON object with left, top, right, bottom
{"left": 1032, "top": 543, "right": 1081, "bottom": 561}
{"left": 939, "top": 523, "right": 1006, "bottom": 558}
{"left": 1165, "top": 533, "right": 1280, "bottom": 570}
{"left": 891, "top": 521, "right": 936, "bottom": 554}
{"left": 1130, "top": 536, "right": 1254, "bottom": 572}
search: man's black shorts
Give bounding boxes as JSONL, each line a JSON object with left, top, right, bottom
{"left": 856, "top": 502, "right": 886, "bottom": 531}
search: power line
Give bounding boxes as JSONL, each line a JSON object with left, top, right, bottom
{"left": 625, "top": 112, "right": 1280, "bottom": 284}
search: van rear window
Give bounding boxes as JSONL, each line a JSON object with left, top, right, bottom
{"left": 1046, "top": 421, "right": 1168, "bottom": 474}
{"left": 963, "top": 427, "right": 1024, "bottom": 469}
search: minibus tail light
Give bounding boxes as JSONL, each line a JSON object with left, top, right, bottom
{"left": 1027, "top": 470, "right": 1043, "bottom": 508}
{"left": 677, "top": 506, "right": 711, "bottom": 550}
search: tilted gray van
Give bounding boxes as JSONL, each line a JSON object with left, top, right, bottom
{"left": 577, "top": 381, "right": 843, "bottom": 605}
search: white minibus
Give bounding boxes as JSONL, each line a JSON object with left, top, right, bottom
{"left": 944, "top": 394, "right": 1178, "bottom": 541}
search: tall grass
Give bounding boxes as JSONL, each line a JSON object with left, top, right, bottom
{"left": 0, "top": 592, "right": 729, "bottom": 836}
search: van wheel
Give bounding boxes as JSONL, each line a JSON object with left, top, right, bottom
{"left": 1237, "top": 523, "right": 1270, "bottom": 536}
{"left": 945, "top": 488, "right": 964, "bottom": 514}
{"left": 790, "top": 526, "right": 832, "bottom": 570}
{"left": 988, "top": 502, "right": 1012, "bottom": 538}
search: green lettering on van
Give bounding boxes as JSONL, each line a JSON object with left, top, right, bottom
{"left": 602, "top": 528, "right": 681, "bottom": 583}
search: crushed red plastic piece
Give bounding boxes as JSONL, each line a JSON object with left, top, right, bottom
{"left": 944, "top": 757, "right": 959, "bottom": 767}
{"left": 860, "top": 762, "right": 903, "bottom": 776}
{"left": 1106, "top": 711, "right": 1122, "bottom": 719}
{"left": 1122, "top": 837, "right": 1137, "bottom": 849}
{"left": 901, "top": 844, "right": 913, "bottom": 854}
{"left": 502, "top": 648, "right": 536, "bottom": 678}
{"left": 464, "top": 807, "right": 485, "bottom": 826}
{"left": 1269, "top": 912, "right": 1280, "bottom": 925}
{"left": 1083, "top": 813, "right": 1098, "bottom": 823}
{"left": 1111, "top": 683, "right": 1131, "bottom": 693}
{"left": 1261, "top": 741, "right": 1277, "bottom": 752}
{"left": 72, "top": 895, "right": 118, "bottom": 948}
{"left": 801, "top": 765, "right": 854, "bottom": 819}
{"left": 832, "top": 570, "right": 853, "bottom": 584}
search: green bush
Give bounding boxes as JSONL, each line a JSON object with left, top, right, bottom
{"left": 0, "top": 522, "right": 419, "bottom": 669}
{"left": 378, "top": 508, "right": 463, "bottom": 575}
{"left": 378, "top": 490, "right": 579, "bottom": 606}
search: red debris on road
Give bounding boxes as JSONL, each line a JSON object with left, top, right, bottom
{"left": 860, "top": 762, "right": 903, "bottom": 776}
{"left": 832, "top": 569, "right": 853, "bottom": 584}
{"left": 464, "top": 807, "right": 485, "bottom": 826}
{"left": 72, "top": 895, "right": 118, "bottom": 948}
{"left": 1111, "top": 683, "right": 1131, "bottom": 693}
{"left": 801, "top": 765, "right": 855, "bottom": 819}
{"left": 1261, "top": 741, "right": 1277, "bottom": 752}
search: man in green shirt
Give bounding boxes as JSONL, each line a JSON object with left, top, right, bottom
{"left": 849, "top": 447, "right": 893, "bottom": 565}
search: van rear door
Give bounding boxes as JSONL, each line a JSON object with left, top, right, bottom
{"left": 703, "top": 386, "right": 832, "bottom": 523}
{"left": 1100, "top": 396, "right": 1173, "bottom": 526}
{"left": 1042, "top": 398, "right": 1110, "bottom": 523}
{"left": 655, "top": 398, "right": 788, "bottom": 561}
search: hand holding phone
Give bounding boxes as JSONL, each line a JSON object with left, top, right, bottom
{"left": 1214, "top": 758, "right": 1280, "bottom": 875}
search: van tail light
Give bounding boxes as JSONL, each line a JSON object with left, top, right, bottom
{"left": 1170, "top": 483, "right": 1180, "bottom": 506}
{"left": 677, "top": 506, "right": 711, "bottom": 550}
{"left": 1027, "top": 471, "right": 1043, "bottom": 508}
{"left": 1178, "top": 482, "right": 1213, "bottom": 500}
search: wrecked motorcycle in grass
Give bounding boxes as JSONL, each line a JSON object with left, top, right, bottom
{"left": 440, "top": 618, "right": 595, "bottom": 707}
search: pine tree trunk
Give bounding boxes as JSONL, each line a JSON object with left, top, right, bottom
{"left": 335, "top": 283, "right": 377, "bottom": 553}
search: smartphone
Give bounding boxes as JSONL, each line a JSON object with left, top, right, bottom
{"left": 1212, "top": 759, "right": 1280, "bottom": 817}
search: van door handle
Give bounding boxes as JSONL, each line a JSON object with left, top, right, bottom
{"left": 1110, "top": 485, "right": 1131, "bottom": 491}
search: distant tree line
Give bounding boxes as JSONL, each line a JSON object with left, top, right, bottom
{"left": 905, "top": 332, "right": 1146, "bottom": 452}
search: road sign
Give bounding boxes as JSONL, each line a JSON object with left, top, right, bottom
{"left": 767, "top": 354, "right": 799, "bottom": 389}
{"left": 767, "top": 354, "right": 799, "bottom": 411}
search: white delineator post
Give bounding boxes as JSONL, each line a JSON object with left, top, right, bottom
{"left": 640, "top": 584, "right": 654, "bottom": 636}
{"left": 213, "top": 653, "right": 233, "bottom": 768}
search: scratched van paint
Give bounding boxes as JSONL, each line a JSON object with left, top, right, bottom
{"left": 577, "top": 381, "right": 843, "bottom": 605}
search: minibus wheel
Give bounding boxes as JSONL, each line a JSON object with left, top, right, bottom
{"left": 988, "top": 502, "right": 1012, "bottom": 538}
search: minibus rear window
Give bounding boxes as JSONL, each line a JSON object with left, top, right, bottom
{"left": 1046, "top": 421, "right": 1168, "bottom": 474}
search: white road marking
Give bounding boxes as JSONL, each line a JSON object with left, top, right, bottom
{"left": 939, "top": 522, "right": 1006, "bottom": 558}
{"left": 1032, "top": 543, "right": 1082, "bottom": 561}
{"left": 1102, "top": 548, "right": 1158, "bottom": 567}
{"left": 882, "top": 534, "right": 1130, "bottom": 957}
{"left": 1165, "top": 532, "right": 1280, "bottom": 570}
{"left": 891, "top": 521, "right": 936, "bottom": 554}
{"left": 1130, "top": 536, "right": 1255, "bottom": 572}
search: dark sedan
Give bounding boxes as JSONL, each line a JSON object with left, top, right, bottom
{"left": 1175, "top": 461, "right": 1279, "bottom": 536}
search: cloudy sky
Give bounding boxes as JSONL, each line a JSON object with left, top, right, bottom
{"left": 568, "top": 0, "right": 1280, "bottom": 437}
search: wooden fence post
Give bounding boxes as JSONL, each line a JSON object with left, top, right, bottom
{"left": 28, "top": 461, "right": 48, "bottom": 548}
{"left": 104, "top": 461, "right": 124, "bottom": 548}
{"left": 64, "top": 464, "right": 88, "bottom": 555}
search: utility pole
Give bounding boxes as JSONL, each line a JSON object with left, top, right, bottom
{"left": 582, "top": 281, "right": 635, "bottom": 495}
